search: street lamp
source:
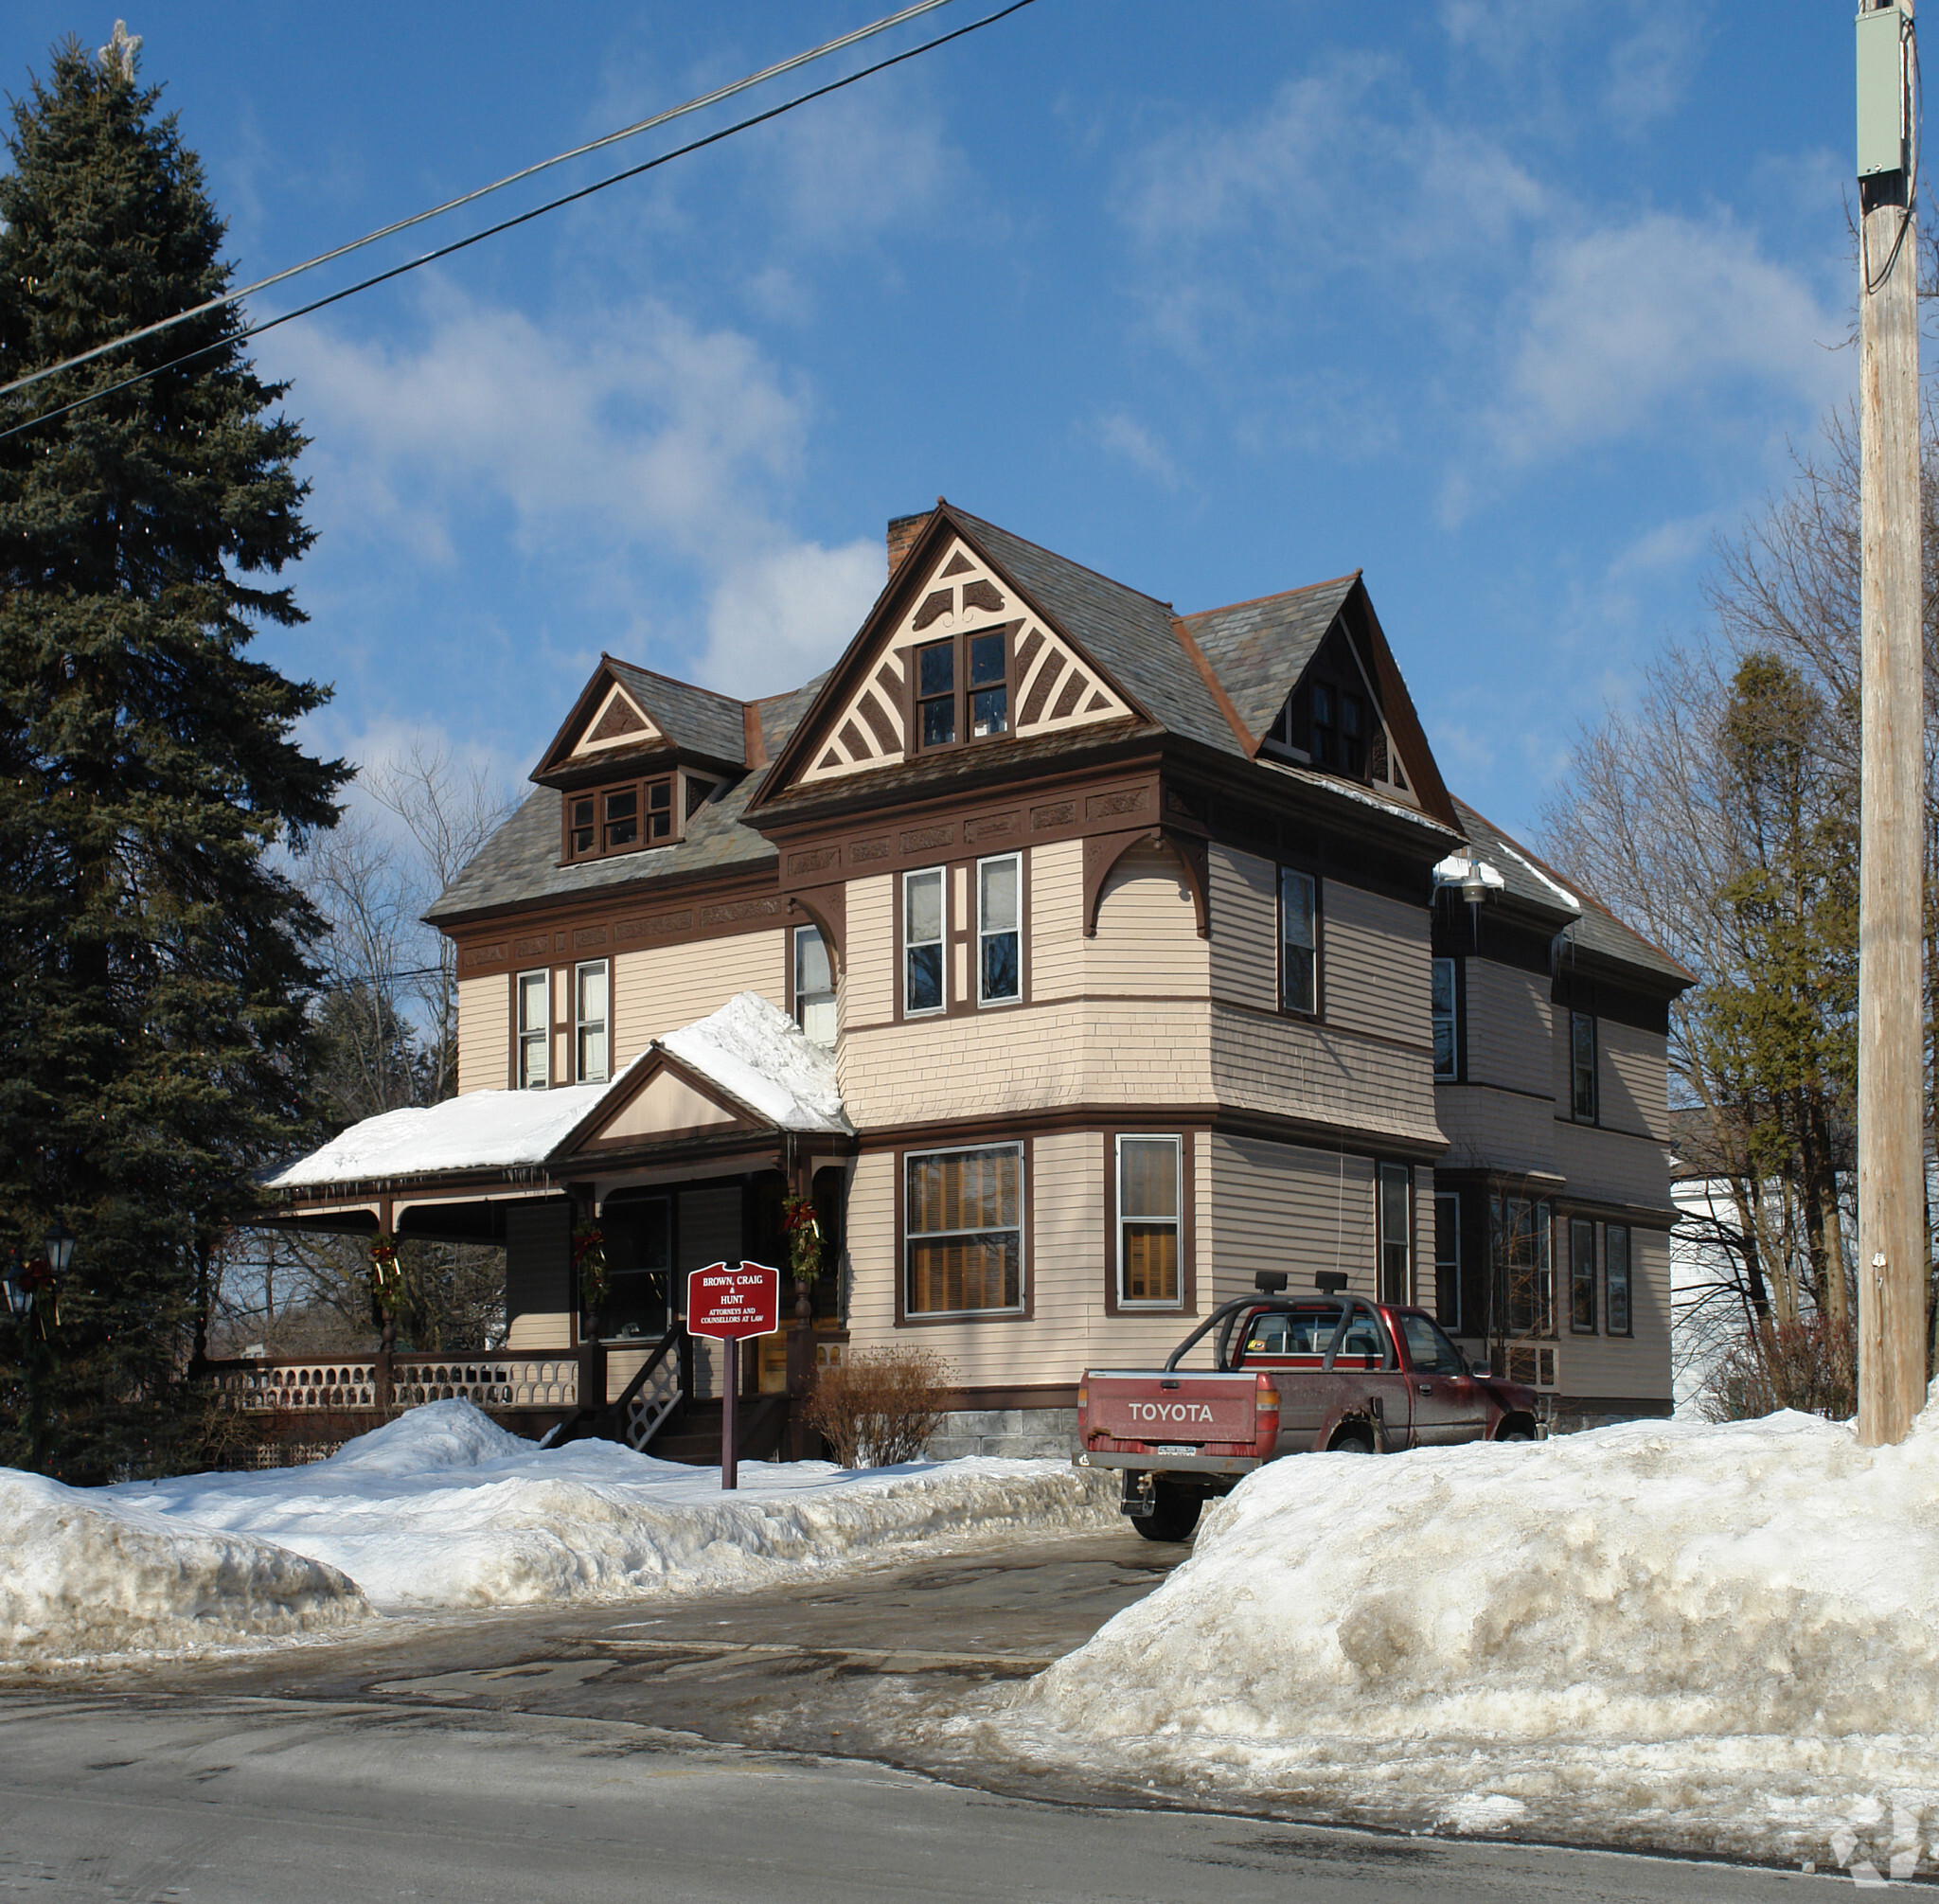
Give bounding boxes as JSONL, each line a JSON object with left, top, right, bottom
{"left": 0, "top": 1255, "right": 30, "bottom": 1321}
{"left": 43, "top": 1221, "right": 75, "bottom": 1278}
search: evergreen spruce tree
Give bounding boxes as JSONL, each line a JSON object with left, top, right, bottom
{"left": 0, "top": 32, "right": 347, "bottom": 1479}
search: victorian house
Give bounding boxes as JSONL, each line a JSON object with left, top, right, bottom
{"left": 250, "top": 502, "right": 1690, "bottom": 1457}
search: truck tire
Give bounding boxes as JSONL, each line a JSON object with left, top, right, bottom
{"left": 1132, "top": 1481, "right": 1201, "bottom": 1543}
{"left": 1329, "top": 1427, "right": 1377, "bottom": 1454}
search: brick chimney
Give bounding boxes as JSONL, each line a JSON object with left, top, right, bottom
{"left": 885, "top": 508, "right": 933, "bottom": 578}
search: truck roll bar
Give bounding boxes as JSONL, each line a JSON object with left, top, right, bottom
{"left": 1163, "top": 1290, "right": 1397, "bottom": 1372}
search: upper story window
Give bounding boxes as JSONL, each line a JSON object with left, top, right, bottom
{"left": 794, "top": 924, "right": 836, "bottom": 1048}
{"left": 1307, "top": 680, "right": 1367, "bottom": 777}
{"left": 1116, "top": 1135, "right": 1182, "bottom": 1308}
{"left": 904, "top": 867, "right": 945, "bottom": 1016}
{"left": 517, "top": 970, "right": 548, "bottom": 1090}
{"left": 978, "top": 854, "right": 1021, "bottom": 1005}
{"left": 912, "top": 628, "right": 1009, "bottom": 752}
{"left": 1279, "top": 867, "right": 1318, "bottom": 1016}
{"left": 1571, "top": 1009, "right": 1597, "bottom": 1121}
{"left": 576, "top": 960, "right": 609, "bottom": 1083}
{"left": 1432, "top": 956, "right": 1458, "bottom": 1080}
{"left": 565, "top": 774, "right": 673, "bottom": 863}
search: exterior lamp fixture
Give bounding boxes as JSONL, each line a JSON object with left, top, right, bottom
{"left": 0, "top": 1255, "right": 29, "bottom": 1321}
{"left": 43, "top": 1221, "right": 75, "bottom": 1278}
{"left": 1433, "top": 853, "right": 1504, "bottom": 946}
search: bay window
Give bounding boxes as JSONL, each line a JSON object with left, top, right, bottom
{"left": 905, "top": 1143, "right": 1023, "bottom": 1315}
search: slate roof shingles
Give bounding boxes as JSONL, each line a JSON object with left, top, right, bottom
{"left": 1179, "top": 576, "right": 1358, "bottom": 747}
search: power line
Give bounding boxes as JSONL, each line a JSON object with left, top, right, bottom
{"left": 0, "top": 0, "right": 967, "bottom": 404}
{"left": 0, "top": 0, "right": 1041, "bottom": 445}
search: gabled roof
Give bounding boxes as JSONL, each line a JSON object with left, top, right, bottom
{"left": 1450, "top": 798, "right": 1695, "bottom": 990}
{"left": 531, "top": 653, "right": 749, "bottom": 785}
{"left": 268, "top": 994, "right": 848, "bottom": 1193}
{"left": 1176, "top": 574, "right": 1359, "bottom": 746}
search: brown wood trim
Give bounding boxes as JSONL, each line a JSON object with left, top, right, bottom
{"left": 786, "top": 887, "right": 846, "bottom": 989}
{"left": 893, "top": 1133, "right": 1035, "bottom": 1328}
{"left": 1102, "top": 1127, "right": 1199, "bottom": 1319}
{"left": 1552, "top": 1395, "right": 1672, "bottom": 1417}
{"left": 855, "top": 1105, "right": 1444, "bottom": 1166}
{"left": 1171, "top": 613, "right": 1256, "bottom": 754}
{"left": 1081, "top": 827, "right": 1208, "bottom": 940}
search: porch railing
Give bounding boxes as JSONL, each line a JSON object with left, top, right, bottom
{"left": 208, "top": 1353, "right": 578, "bottom": 1415}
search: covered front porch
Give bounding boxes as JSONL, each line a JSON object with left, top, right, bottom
{"left": 222, "top": 995, "right": 854, "bottom": 1466}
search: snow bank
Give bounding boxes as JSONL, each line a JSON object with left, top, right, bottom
{"left": 986, "top": 1396, "right": 1939, "bottom": 1864}
{"left": 110, "top": 1400, "right": 1113, "bottom": 1611}
{"left": 0, "top": 1470, "right": 369, "bottom": 1663}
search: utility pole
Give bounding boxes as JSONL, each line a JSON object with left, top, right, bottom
{"left": 1856, "top": 0, "right": 1926, "bottom": 1446}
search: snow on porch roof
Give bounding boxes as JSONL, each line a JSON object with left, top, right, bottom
{"left": 268, "top": 992, "right": 848, "bottom": 1192}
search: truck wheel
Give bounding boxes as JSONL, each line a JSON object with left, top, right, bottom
{"left": 1329, "top": 1428, "right": 1376, "bottom": 1455}
{"left": 1132, "top": 1482, "right": 1201, "bottom": 1543}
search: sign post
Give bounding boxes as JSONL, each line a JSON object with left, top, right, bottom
{"left": 685, "top": 1261, "right": 782, "bottom": 1489}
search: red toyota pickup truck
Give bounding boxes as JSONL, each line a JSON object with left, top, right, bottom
{"left": 1076, "top": 1272, "right": 1546, "bottom": 1540}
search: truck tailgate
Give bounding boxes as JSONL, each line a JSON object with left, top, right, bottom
{"left": 1085, "top": 1371, "right": 1259, "bottom": 1445}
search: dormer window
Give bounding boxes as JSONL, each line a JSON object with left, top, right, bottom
{"left": 564, "top": 773, "right": 674, "bottom": 863}
{"left": 912, "top": 628, "right": 1010, "bottom": 752}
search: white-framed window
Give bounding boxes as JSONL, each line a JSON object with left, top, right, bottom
{"left": 794, "top": 924, "right": 836, "bottom": 1048}
{"left": 1494, "top": 1193, "right": 1554, "bottom": 1338}
{"left": 1606, "top": 1224, "right": 1632, "bottom": 1336}
{"left": 1116, "top": 1134, "right": 1182, "bottom": 1307}
{"left": 903, "top": 867, "right": 945, "bottom": 1016}
{"left": 1432, "top": 1188, "right": 1461, "bottom": 1333}
{"left": 1432, "top": 956, "right": 1458, "bottom": 1080}
{"left": 576, "top": 959, "right": 609, "bottom": 1083}
{"left": 1378, "top": 1162, "right": 1411, "bottom": 1305}
{"left": 1279, "top": 867, "right": 1317, "bottom": 1015}
{"left": 1571, "top": 1010, "right": 1597, "bottom": 1122}
{"left": 978, "top": 853, "right": 1021, "bottom": 1005}
{"left": 516, "top": 970, "right": 549, "bottom": 1090}
{"left": 904, "top": 1142, "right": 1023, "bottom": 1315}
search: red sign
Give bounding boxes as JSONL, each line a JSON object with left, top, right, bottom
{"left": 686, "top": 1262, "right": 782, "bottom": 1342}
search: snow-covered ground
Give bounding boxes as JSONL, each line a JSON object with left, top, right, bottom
{"left": 974, "top": 1394, "right": 1939, "bottom": 1870}
{"left": 1, "top": 1401, "right": 1112, "bottom": 1661}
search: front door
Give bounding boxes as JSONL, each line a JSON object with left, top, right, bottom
{"left": 1398, "top": 1313, "right": 1489, "bottom": 1446}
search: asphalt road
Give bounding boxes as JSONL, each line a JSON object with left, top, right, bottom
{"left": 0, "top": 1531, "right": 1849, "bottom": 1902}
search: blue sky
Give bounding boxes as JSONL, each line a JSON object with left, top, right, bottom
{"left": 8, "top": 2, "right": 1863, "bottom": 844}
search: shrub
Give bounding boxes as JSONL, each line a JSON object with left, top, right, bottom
{"left": 804, "top": 1346, "right": 950, "bottom": 1468}
{"left": 1699, "top": 1312, "right": 1857, "bottom": 1423}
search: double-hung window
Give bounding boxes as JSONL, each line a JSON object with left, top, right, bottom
{"left": 978, "top": 854, "right": 1021, "bottom": 1005}
{"left": 794, "top": 924, "right": 836, "bottom": 1047}
{"left": 576, "top": 960, "right": 609, "bottom": 1083}
{"left": 912, "top": 629, "right": 1009, "bottom": 752}
{"left": 905, "top": 1143, "right": 1023, "bottom": 1315}
{"left": 1606, "top": 1225, "right": 1632, "bottom": 1336}
{"left": 1378, "top": 1163, "right": 1411, "bottom": 1305}
{"left": 903, "top": 868, "right": 945, "bottom": 1015}
{"left": 1433, "top": 1189, "right": 1462, "bottom": 1333}
{"left": 1571, "top": 1010, "right": 1597, "bottom": 1121}
{"left": 1432, "top": 957, "right": 1458, "bottom": 1080}
{"left": 517, "top": 970, "right": 548, "bottom": 1090}
{"left": 1116, "top": 1135, "right": 1181, "bottom": 1307}
{"left": 1569, "top": 1217, "right": 1597, "bottom": 1332}
{"left": 1279, "top": 868, "right": 1318, "bottom": 1015}
{"left": 1494, "top": 1194, "right": 1554, "bottom": 1337}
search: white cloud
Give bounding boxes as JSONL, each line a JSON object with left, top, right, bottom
{"left": 1093, "top": 410, "right": 1180, "bottom": 489}
{"left": 755, "top": 86, "right": 964, "bottom": 246}
{"left": 701, "top": 539, "right": 884, "bottom": 701}
{"left": 1487, "top": 212, "right": 1842, "bottom": 468}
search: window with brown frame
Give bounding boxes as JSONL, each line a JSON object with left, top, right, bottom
{"left": 905, "top": 1143, "right": 1023, "bottom": 1315}
{"left": 564, "top": 774, "right": 674, "bottom": 863}
{"left": 910, "top": 626, "right": 1010, "bottom": 752}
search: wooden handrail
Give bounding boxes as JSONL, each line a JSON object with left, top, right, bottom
{"left": 601, "top": 1319, "right": 686, "bottom": 1437}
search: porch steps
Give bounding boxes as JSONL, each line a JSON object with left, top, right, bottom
{"left": 641, "top": 1395, "right": 791, "bottom": 1466}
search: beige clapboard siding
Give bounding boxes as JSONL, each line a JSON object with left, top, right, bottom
{"left": 1208, "top": 1005, "right": 1443, "bottom": 1148}
{"left": 1598, "top": 1018, "right": 1669, "bottom": 1143}
{"left": 1549, "top": 1120, "right": 1675, "bottom": 1211}
{"left": 1323, "top": 883, "right": 1431, "bottom": 1048}
{"left": 1464, "top": 962, "right": 1553, "bottom": 1096}
{"left": 456, "top": 973, "right": 508, "bottom": 1094}
{"left": 842, "top": 1131, "right": 1218, "bottom": 1387}
{"left": 1030, "top": 838, "right": 1085, "bottom": 1001}
{"left": 1434, "top": 1085, "right": 1558, "bottom": 1181}
{"left": 1206, "top": 1133, "right": 1378, "bottom": 1308}
{"left": 1085, "top": 844, "right": 1208, "bottom": 994}
{"left": 844, "top": 876, "right": 894, "bottom": 1028}
{"left": 1208, "top": 845, "right": 1277, "bottom": 1008}
{"left": 1559, "top": 1225, "right": 1672, "bottom": 1401}
{"left": 611, "top": 931, "right": 786, "bottom": 1069}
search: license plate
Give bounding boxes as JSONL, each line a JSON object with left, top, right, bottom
{"left": 1154, "top": 1443, "right": 1199, "bottom": 1456}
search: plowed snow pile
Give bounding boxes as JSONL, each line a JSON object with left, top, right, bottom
{"left": 88, "top": 1400, "right": 1112, "bottom": 1613}
{"left": 0, "top": 1470, "right": 370, "bottom": 1662}
{"left": 982, "top": 1395, "right": 1939, "bottom": 1866}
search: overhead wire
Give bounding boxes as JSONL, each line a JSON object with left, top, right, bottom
{"left": 0, "top": 0, "right": 968, "bottom": 404}
{"left": 0, "top": 0, "right": 1041, "bottom": 444}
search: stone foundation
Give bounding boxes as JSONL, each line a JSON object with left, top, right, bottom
{"left": 926, "top": 1407, "right": 1076, "bottom": 1462}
